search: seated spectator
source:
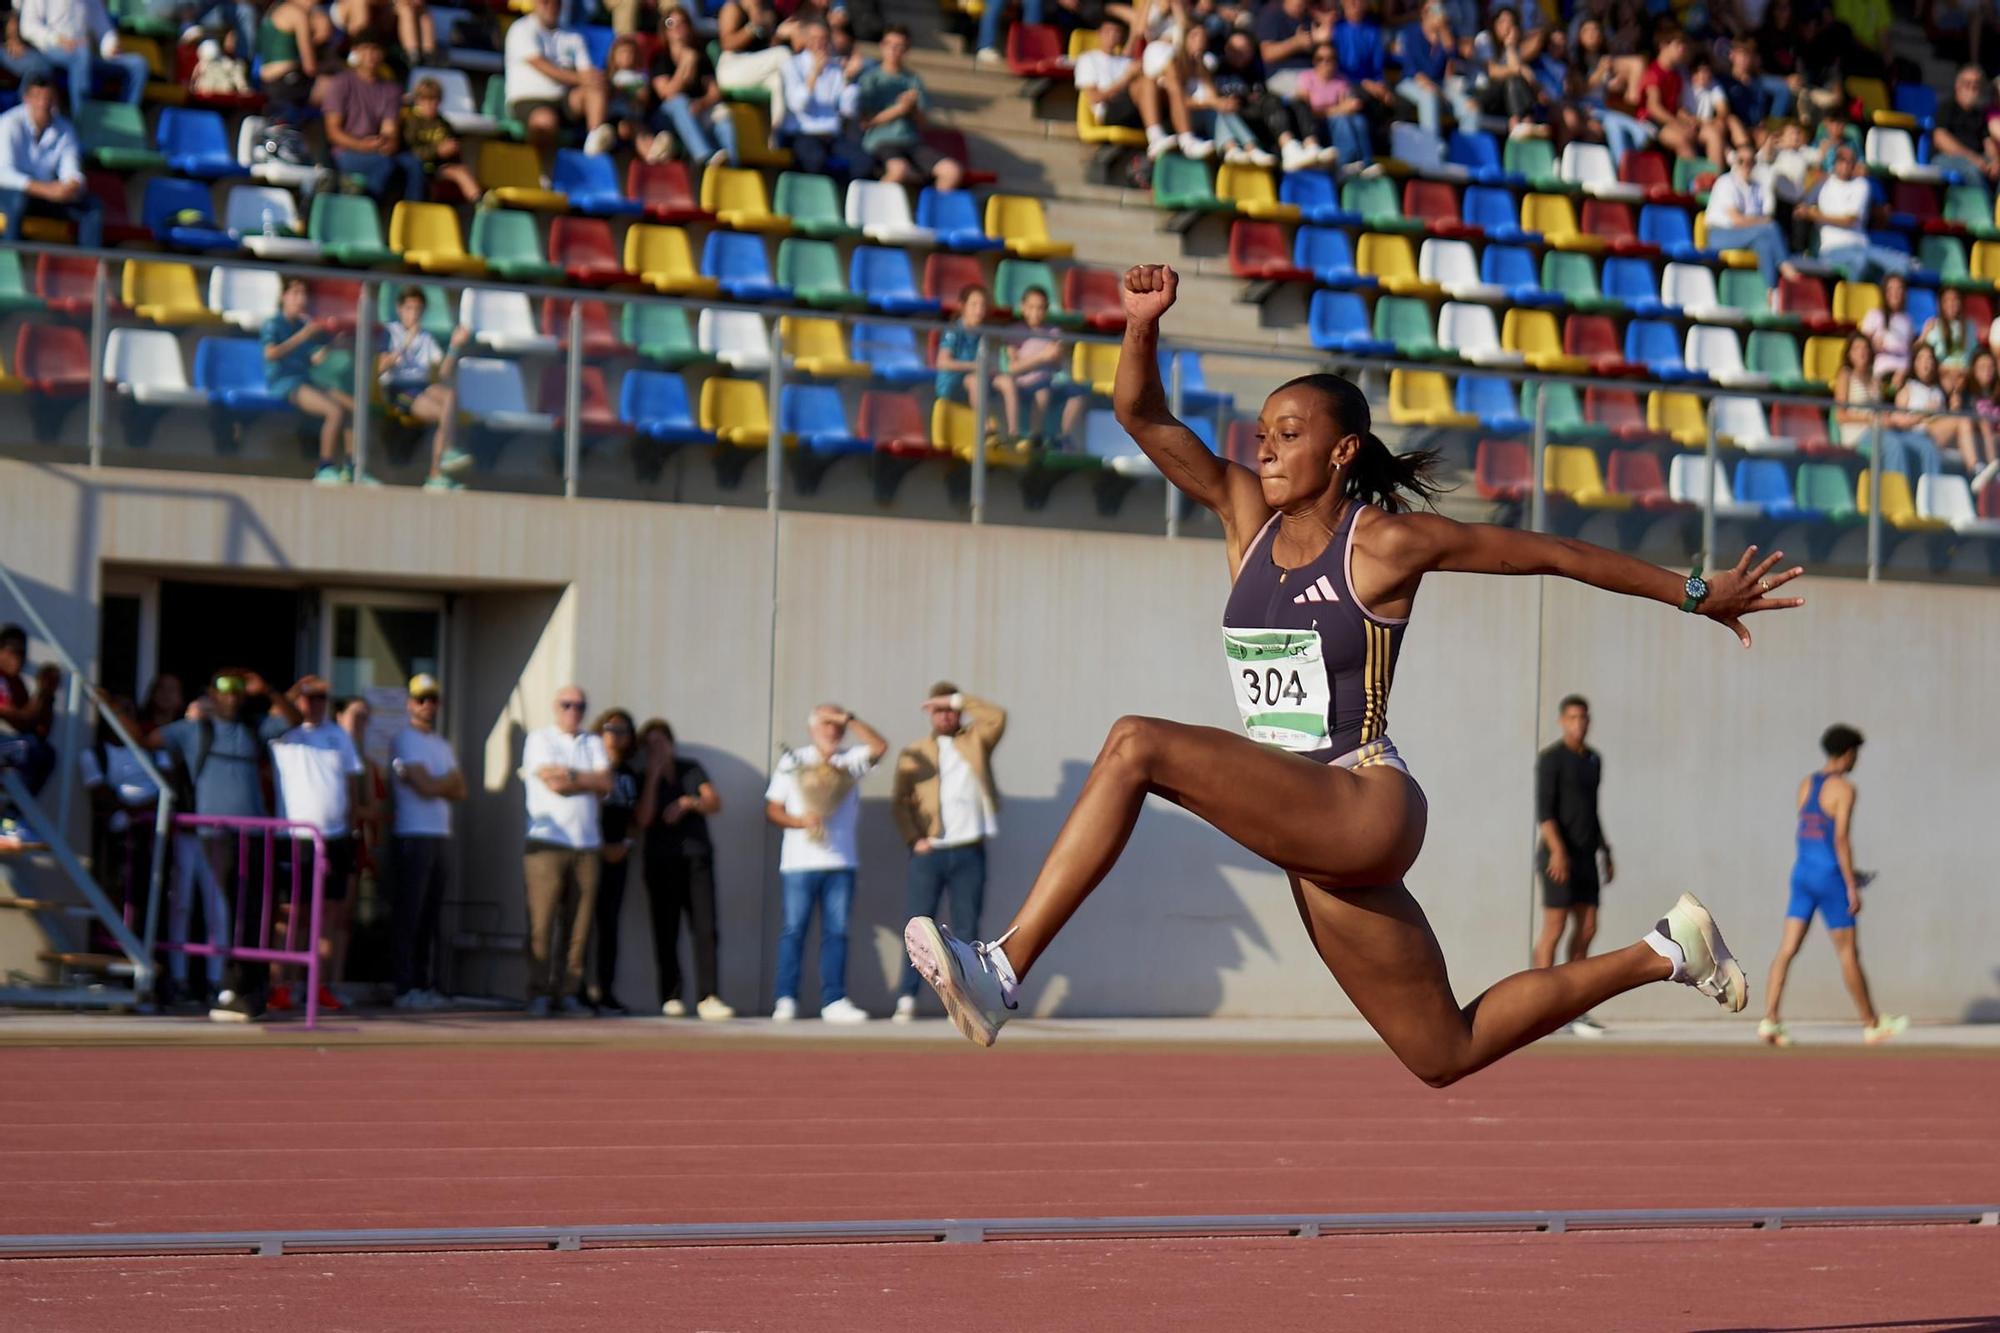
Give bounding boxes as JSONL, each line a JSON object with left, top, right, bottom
{"left": 1253, "top": 0, "right": 1322, "bottom": 100}
{"left": 777, "top": 18, "right": 859, "bottom": 176}
{"left": 1923, "top": 285, "right": 1979, "bottom": 371}
{"left": 936, "top": 285, "right": 1024, "bottom": 441}
{"left": 1470, "top": 5, "right": 1546, "bottom": 139}
{"left": 1296, "top": 41, "right": 1369, "bottom": 167}
{"left": 1006, "top": 286, "right": 1082, "bottom": 444}
{"left": 854, "top": 26, "right": 962, "bottom": 189}
{"left": 1392, "top": 1, "right": 1461, "bottom": 136}
{"left": 0, "top": 72, "right": 100, "bottom": 249}
{"left": 1801, "top": 144, "right": 1916, "bottom": 278}
{"left": 1211, "top": 29, "right": 1326, "bottom": 168}
{"left": 1716, "top": 38, "right": 1773, "bottom": 145}
{"left": 1560, "top": 15, "right": 1617, "bottom": 143}
{"left": 1834, "top": 332, "right": 1942, "bottom": 480}
{"left": 319, "top": 34, "right": 425, "bottom": 200}
{"left": 1182, "top": 24, "right": 1269, "bottom": 163}
{"left": 401, "top": 77, "right": 483, "bottom": 201}
{"left": 1704, "top": 144, "right": 1793, "bottom": 286}
{"left": 1760, "top": 117, "right": 1815, "bottom": 203}
{"left": 257, "top": 0, "right": 332, "bottom": 114}
{"left": 1933, "top": 65, "right": 2000, "bottom": 184}
{"left": 378, "top": 286, "right": 473, "bottom": 491}
{"left": 1894, "top": 344, "right": 1973, "bottom": 475}
{"left": 0, "top": 624, "right": 58, "bottom": 802}
{"left": 1859, "top": 273, "right": 1914, "bottom": 386}
{"left": 148, "top": 0, "right": 258, "bottom": 79}
{"left": 1074, "top": 17, "right": 1210, "bottom": 161}
{"left": 603, "top": 34, "right": 655, "bottom": 153}
{"left": 1330, "top": 0, "right": 1397, "bottom": 135}
{"left": 264, "top": 277, "right": 362, "bottom": 487}
{"left": 334, "top": 0, "right": 437, "bottom": 68}
{"left": 1687, "top": 59, "right": 1746, "bottom": 154}
{"left": 1635, "top": 28, "right": 1724, "bottom": 162}
{"left": 505, "top": 0, "right": 613, "bottom": 154}
{"left": 1951, "top": 348, "right": 2000, "bottom": 489}
{"left": 3, "top": 0, "right": 150, "bottom": 109}
{"left": 647, "top": 5, "right": 734, "bottom": 167}
{"left": 715, "top": 0, "right": 803, "bottom": 136}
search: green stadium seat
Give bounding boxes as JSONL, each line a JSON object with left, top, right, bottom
{"left": 78, "top": 101, "right": 165, "bottom": 171}
{"left": 310, "top": 193, "right": 401, "bottom": 266}
{"left": 774, "top": 171, "right": 860, "bottom": 239}
{"left": 994, "top": 258, "right": 1081, "bottom": 330}
{"left": 1797, "top": 462, "right": 1861, "bottom": 522}
{"left": 1747, "top": 329, "right": 1816, "bottom": 392}
{"left": 623, "top": 302, "right": 708, "bottom": 367}
{"left": 1672, "top": 156, "right": 1718, "bottom": 194}
{"left": 1372, "top": 295, "right": 1446, "bottom": 359}
{"left": 1541, "top": 251, "right": 1620, "bottom": 312}
{"left": 0, "top": 251, "right": 45, "bottom": 314}
{"left": 470, "top": 209, "right": 563, "bottom": 282}
{"left": 1342, "top": 174, "right": 1423, "bottom": 232}
{"left": 480, "top": 74, "right": 526, "bottom": 139}
{"left": 1503, "top": 136, "right": 1561, "bottom": 189}
{"left": 1152, "top": 153, "right": 1228, "bottom": 212}
{"left": 777, "top": 238, "right": 865, "bottom": 310}
{"left": 1943, "top": 182, "right": 1992, "bottom": 231}
{"left": 1521, "top": 380, "right": 1610, "bottom": 442}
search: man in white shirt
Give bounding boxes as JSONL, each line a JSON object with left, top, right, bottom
{"left": 8, "top": 0, "right": 150, "bottom": 109}
{"left": 1073, "top": 16, "right": 1202, "bottom": 161}
{"left": 504, "top": 0, "right": 613, "bottom": 153}
{"left": 777, "top": 18, "right": 859, "bottom": 176}
{"left": 1702, "top": 145, "right": 1792, "bottom": 287}
{"left": 0, "top": 73, "right": 101, "bottom": 249}
{"left": 1799, "top": 144, "right": 1915, "bottom": 280}
{"left": 389, "top": 673, "right": 465, "bottom": 1009}
{"left": 266, "top": 675, "right": 364, "bottom": 1014}
{"left": 890, "top": 683, "right": 1006, "bottom": 1022}
{"left": 520, "top": 683, "right": 613, "bottom": 1016}
{"left": 764, "top": 703, "right": 888, "bottom": 1022}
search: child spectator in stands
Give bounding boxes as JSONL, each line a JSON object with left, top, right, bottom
{"left": 379, "top": 286, "right": 474, "bottom": 492}
{"left": 647, "top": 5, "right": 733, "bottom": 166}
{"left": 1296, "top": 41, "right": 1369, "bottom": 166}
{"left": 1075, "top": 15, "right": 1210, "bottom": 160}
{"left": 856, "top": 24, "right": 964, "bottom": 190}
{"left": 265, "top": 277, "right": 362, "bottom": 488}
{"left": 401, "top": 77, "right": 483, "bottom": 201}
{"left": 1212, "top": 29, "right": 1326, "bottom": 168}
{"left": 715, "top": 0, "right": 803, "bottom": 137}
{"left": 936, "top": 285, "right": 1024, "bottom": 442}
{"left": 1636, "top": 28, "right": 1725, "bottom": 161}
{"left": 1932, "top": 65, "right": 2000, "bottom": 183}
{"left": 505, "top": 0, "right": 614, "bottom": 154}
{"left": 1687, "top": 59, "right": 1747, "bottom": 154}
{"left": 1392, "top": 2, "right": 1460, "bottom": 136}
{"left": 1953, "top": 348, "right": 2000, "bottom": 489}
{"left": 1860, "top": 273, "right": 1915, "bottom": 385}
{"left": 1470, "top": 6, "right": 1547, "bottom": 139}
{"left": 257, "top": 0, "right": 330, "bottom": 114}
{"left": 1894, "top": 343, "right": 1973, "bottom": 477}
{"left": 1181, "top": 25, "right": 1268, "bottom": 163}
{"left": 1924, "top": 285, "right": 1979, "bottom": 373}
{"left": 603, "top": 34, "right": 656, "bottom": 153}
{"left": 1007, "top": 286, "right": 1080, "bottom": 445}
{"left": 1836, "top": 332, "right": 1943, "bottom": 480}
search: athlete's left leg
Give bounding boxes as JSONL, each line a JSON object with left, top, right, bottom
{"left": 1763, "top": 915, "right": 1810, "bottom": 1023}
{"left": 1288, "top": 876, "right": 1669, "bottom": 1088}
{"left": 1828, "top": 926, "right": 1880, "bottom": 1027}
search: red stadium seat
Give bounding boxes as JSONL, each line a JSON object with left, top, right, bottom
{"left": 1403, "top": 179, "right": 1480, "bottom": 238}
{"left": 16, "top": 324, "right": 89, "bottom": 394}
{"left": 860, "top": 389, "right": 934, "bottom": 456}
{"left": 1563, "top": 314, "right": 1639, "bottom": 376}
{"left": 1606, "top": 448, "right": 1683, "bottom": 509}
{"left": 1006, "top": 23, "right": 1069, "bottom": 78}
{"left": 85, "top": 169, "right": 150, "bottom": 243}
{"left": 306, "top": 276, "right": 362, "bottom": 334}
{"left": 1228, "top": 220, "right": 1311, "bottom": 282}
{"left": 1964, "top": 291, "right": 1993, "bottom": 340}
{"left": 1062, "top": 266, "right": 1126, "bottom": 331}
{"left": 538, "top": 364, "right": 624, "bottom": 434}
{"left": 920, "top": 129, "right": 998, "bottom": 187}
{"left": 36, "top": 254, "right": 116, "bottom": 315}
{"left": 1474, "top": 438, "right": 1531, "bottom": 500}
{"left": 1584, "top": 387, "right": 1650, "bottom": 439}
{"left": 626, "top": 159, "right": 713, "bottom": 223}
{"left": 1889, "top": 181, "right": 1940, "bottom": 226}
{"left": 1776, "top": 272, "right": 1847, "bottom": 333}
{"left": 1617, "top": 149, "right": 1682, "bottom": 202}
{"left": 1771, "top": 401, "right": 1835, "bottom": 455}
{"left": 542, "top": 298, "right": 625, "bottom": 356}
{"left": 923, "top": 252, "right": 993, "bottom": 318}
{"left": 1579, "top": 199, "right": 1658, "bottom": 257}
{"left": 550, "top": 217, "right": 637, "bottom": 286}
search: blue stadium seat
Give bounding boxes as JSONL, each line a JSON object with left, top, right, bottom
{"left": 1894, "top": 83, "right": 1938, "bottom": 129}
{"left": 1294, "top": 226, "right": 1374, "bottom": 289}
{"left": 1157, "top": 348, "right": 1234, "bottom": 413}
{"left": 1905, "top": 283, "right": 1938, "bottom": 334}
{"left": 1308, "top": 290, "right": 1397, "bottom": 356}
{"left": 552, "top": 149, "right": 643, "bottom": 215}
{"left": 1733, "top": 459, "right": 1815, "bottom": 520}
{"left": 1463, "top": 185, "right": 1537, "bottom": 243}
{"left": 1480, "top": 244, "right": 1562, "bottom": 306}
{"left": 780, "top": 384, "right": 872, "bottom": 453}
{"left": 915, "top": 187, "right": 1006, "bottom": 251}
{"left": 1603, "top": 257, "right": 1675, "bottom": 316}
{"left": 1625, "top": 318, "right": 1702, "bottom": 381}
{"left": 1636, "top": 204, "right": 1713, "bottom": 262}
{"left": 850, "top": 246, "right": 941, "bottom": 315}
{"left": 143, "top": 177, "right": 235, "bottom": 250}
{"left": 1447, "top": 130, "right": 1517, "bottom": 184}
{"left": 618, "top": 369, "right": 718, "bottom": 444}
{"left": 853, "top": 321, "right": 932, "bottom": 385}
{"left": 157, "top": 107, "right": 238, "bottom": 179}
{"left": 193, "top": 336, "right": 288, "bottom": 410}
{"left": 701, "top": 231, "right": 791, "bottom": 302}
{"left": 1278, "top": 172, "right": 1361, "bottom": 226}
{"left": 1456, "top": 374, "right": 1530, "bottom": 434}
{"left": 579, "top": 23, "right": 616, "bottom": 67}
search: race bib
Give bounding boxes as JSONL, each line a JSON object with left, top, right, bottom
{"left": 1224, "top": 628, "right": 1330, "bottom": 752}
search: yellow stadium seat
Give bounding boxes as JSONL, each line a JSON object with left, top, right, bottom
{"left": 388, "top": 202, "right": 487, "bottom": 275}
{"left": 1071, "top": 339, "right": 1120, "bottom": 395}
{"left": 723, "top": 102, "right": 792, "bottom": 169}
{"left": 1545, "top": 445, "right": 1631, "bottom": 509}
{"left": 1647, "top": 391, "right": 1707, "bottom": 447}
{"left": 780, "top": 317, "right": 869, "bottom": 378}
{"left": 1833, "top": 280, "right": 1881, "bottom": 326}
{"left": 1501, "top": 308, "right": 1587, "bottom": 373}
{"left": 930, "top": 397, "right": 1031, "bottom": 466}
{"left": 1387, "top": 370, "right": 1476, "bottom": 427}
{"left": 1214, "top": 164, "right": 1298, "bottom": 221}
{"left": 1690, "top": 213, "right": 1758, "bottom": 268}
{"left": 0, "top": 347, "right": 23, "bottom": 394}
{"left": 1356, "top": 233, "right": 1442, "bottom": 297}
{"left": 984, "top": 195, "right": 1073, "bottom": 259}
{"left": 1857, "top": 469, "right": 1950, "bottom": 531}
{"left": 1067, "top": 28, "right": 1091, "bottom": 59}
{"left": 122, "top": 261, "right": 221, "bottom": 325}
{"left": 1803, "top": 334, "right": 1848, "bottom": 387}
{"left": 477, "top": 142, "right": 568, "bottom": 211}
{"left": 1845, "top": 77, "right": 1889, "bottom": 121}
{"left": 1522, "top": 193, "right": 1605, "bottom": 253}
{"left": 1972, "top": 240, "right": 2000, "bottom": 283}
{"left": 623, "top": 224, "right": 720, "bottom": 297}
{"left": 699, "top": 376, "right": 777, "bottom": 448}
{"left": 1073, "top": 28, "right": 1147, "bottom": 147}
{"left": 701, "top": 166, "right": 792, "bottom": 234}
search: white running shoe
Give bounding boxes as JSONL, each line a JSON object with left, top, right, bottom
{"left": 771, "top": 996, "right": 797, "bottom": 1022}
{"left": 1658, "top": 893, "right": 1748, "bottom": 1012}
{"left": 1279, "top": 138, "right": 1311, "bottom": 172}
{"left": 1758, "top": 1018, "right": 1792, "bottom": 1047}
{"left": 1246, "top": 147, "right": 1278, "bottom": 168}
{"left": 820, "top": 997, "right": 870, "bottom": 1024}
{"left": 904, "top": 917, "right": 1017, "bottom": 1047}
{"left": 1145, "top": 131, "right": 1175, "bottom": 161}
{"left": 892, "top": 995, "right": 917, "bottom": 1024}
{"left": 1178, "top": 133, "right": 1215, "bottom": 160}
{"left": 662, "top": 998, "right": 688, "bottom": 1018}
{"left": 697, "top": 995, "right": 735, "bottom": 1021}
{"left": 1864, "top": 1014, "right": 1909, "bottom": 1044}
{"left": 1568, "top": 1013, "right": 1606, "bottom": 1038}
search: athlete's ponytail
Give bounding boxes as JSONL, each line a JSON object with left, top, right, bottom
{"left": 1276, "top": 372, "right": 1447, "bottom": 514}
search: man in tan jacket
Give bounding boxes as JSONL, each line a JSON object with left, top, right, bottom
{"left": 890, "top": 682, "right": 1006, "bottom": 1022}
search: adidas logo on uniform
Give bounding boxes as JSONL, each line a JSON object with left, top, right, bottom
{"left": 1292, "top": 575, "right": 1339, "bottom": 605}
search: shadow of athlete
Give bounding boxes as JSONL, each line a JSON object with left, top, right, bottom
{"left": 906, "top": 264, "right": 1809, "bottom": 1087}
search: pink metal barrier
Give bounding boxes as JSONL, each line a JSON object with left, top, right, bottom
{"left": 164, "top": 815, "right": 328, "bottom": 1030}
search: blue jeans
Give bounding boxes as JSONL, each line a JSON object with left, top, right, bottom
{"left": 1601, "top": 109, "right": 1654, "bottom": 165}
{"left": 898, "top": 842, "right": 987, "bottom": 999}
{"left": 1396, "top": 77, "right": 1441, "bottom": 135}
{"left": 1, "top": 46, "right": 151, "bottom": 108}
{"left": 652, "top": 95, "right": 736, "bottom": 163}
{"left": 1758, "top": 74, "right": 1794, "bottom": 121}
{"left": 1817, "top": 244, "right": 1918, "bottom": 280}
{"left": 0, "top": 187, "right": 102, "bottom": 247}
{"left": 333, "top": 149, "right": 426, "bottom": 201}
{"left": 977, "top": 0, "right": 1044, "bottom": 55}
{"left": 0, "top": 733, "right": 55, "bottom": 794}
{"left": 1874, "top": 427, "right": 1943, "bottom": 479}
{"left": 1704, "top": 219, "right": 1788, "bottom": 286}
{"left": 776, "top": 868, "right": 855, "bottom": 1007}
{"left": 1323, "top": 113, "right": 1371, "bottom": 166}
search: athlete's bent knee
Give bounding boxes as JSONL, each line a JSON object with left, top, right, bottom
{"left": 1100, "top": 714, "right": 1164, "bottom": 774}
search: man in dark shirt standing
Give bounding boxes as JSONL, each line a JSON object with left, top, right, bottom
{"left": 1535, "top": 695, "right": 1613, "bottom": 1034}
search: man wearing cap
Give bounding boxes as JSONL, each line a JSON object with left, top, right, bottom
{"left": 519, "top": 684, "right": 612, "bottom": 1017}
{"left": 0, "top": 72, "right": 101, "bottom": 249}
{"left": 890, "top": 684, "right": 1006, "bottom": 1023}
{"left": 264, "top": 675, "right": 364, "bottom": 1015}
{"left": 389, "top": 673, "right": 464, "bottom": 1010}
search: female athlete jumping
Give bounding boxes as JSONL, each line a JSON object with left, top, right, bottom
{"left": 905, "top": 264, "right": 1806, "bottom": 1087}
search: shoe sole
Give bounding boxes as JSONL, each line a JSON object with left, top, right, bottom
{"left": 1675, "top": 892, "right": 1749, "bottom": 1013}
{"left": 904, "top": 917, "right": 998, "bottom": 1047}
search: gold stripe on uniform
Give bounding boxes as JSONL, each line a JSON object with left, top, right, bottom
{"left": 1359, "top": 622, "right": 1386, "bottom": 743}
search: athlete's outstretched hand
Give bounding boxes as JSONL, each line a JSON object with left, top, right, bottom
{"left": 1700, "top": 545, "right": 1805, "bottom": 648}
{"left": 1122, "top": 264, "right": 1178, "bottom": 325}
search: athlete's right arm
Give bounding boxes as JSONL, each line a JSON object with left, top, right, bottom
{"left": 1827, "top": 777, "right": 1862, "bottom": 911}
{"left": 1112, "top": 266, "right": 1271, "bottom": 549}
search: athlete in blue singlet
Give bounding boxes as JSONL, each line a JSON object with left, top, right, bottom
{"left": 904, "top": 264, "right": 1805, "bottom": 1085}
{"left": 1759, "top": 725, "right": 1907, "bottom": 1046}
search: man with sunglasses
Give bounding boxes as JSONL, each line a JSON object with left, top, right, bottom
{"left": 265, "top": 674, "right": 364, "bottom": 1016}
{"left": 520, "top": 685, "right": 613, "bottom": 1017}
{"left": 389, "top": 674, "right": 464, "bottom": 1010}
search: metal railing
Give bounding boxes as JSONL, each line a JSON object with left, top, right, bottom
{"left": 166, "top": 815, "right": 329, "bottom": 1029}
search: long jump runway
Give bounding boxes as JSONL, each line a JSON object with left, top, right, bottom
{"left": 0, "top": 1029, "right": 1995, "bottom": 1330}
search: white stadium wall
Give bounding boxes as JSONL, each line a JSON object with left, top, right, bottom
{"left": 3, "top": 459, "right": 1997, "bottom": 1023}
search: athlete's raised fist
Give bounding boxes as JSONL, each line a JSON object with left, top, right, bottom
{"left": 1122, "top": 264, "right": 1179, "bottom": 324}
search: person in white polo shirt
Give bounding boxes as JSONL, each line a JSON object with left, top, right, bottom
{"left": 389, "top": 673, "right": 465, "bottom": 1011}
{"left": 764, "top": 703, "right": 887, "bottom": 1023}
{"left": 519, "top": 683, "right": 612, "bottom": 1017}
{"left": 266, "top": 674, "right": 364, "bottom": 1015}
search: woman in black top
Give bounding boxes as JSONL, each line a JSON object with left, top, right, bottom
{"left": 589, "top": 708, "right": 643, "bottom": 1014}
{"left": 647, "top": 5, "right": 734, "bottom": 166}
{"left": 637, "top": 718, "right": 729, "bottom": 1018}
